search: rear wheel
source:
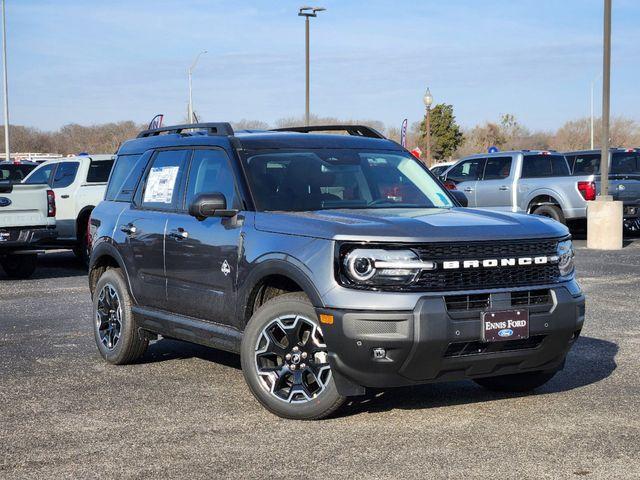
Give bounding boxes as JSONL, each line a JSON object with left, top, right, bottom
{"left": 93, "top": 268, "right": 148, "bottom": 364}
{"left": 241, "top": 292, "right": 346, "bottom": 420}
{"left": 474, "top": 370, "right": 557, "bottom": 392}
{"left": 532, "top": 204, "right": 565, "bottom": 224}
{"left": 0, "top": 254, "right": 38, "bottom": 279}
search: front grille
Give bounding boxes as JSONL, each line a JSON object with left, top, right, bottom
{"left": 445, "top": 289, "right": 552, "bottom": 312}
{"left": 445, "top": 294, "right": 491, "bottom": 311}
{"left": 511, "top": 289, "right": 552, "bottom": 306}
{"left": 416, "top": 264, "right": 560, "bottom": 291}
{"left": 413, "top": 239, "right": 558, "bottom": 260}
{"left": 444, "top": 335, "right": 546, "bottom": 358}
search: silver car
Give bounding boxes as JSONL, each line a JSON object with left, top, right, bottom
{"left": 442, "top": 150, "right": 587, "bottom": 224}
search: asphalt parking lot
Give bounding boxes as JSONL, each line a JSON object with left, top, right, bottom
{"left": 1, "top": 240, "right": 639, "bottom": 479}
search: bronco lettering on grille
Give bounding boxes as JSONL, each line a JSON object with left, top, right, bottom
{"left": 441, "top": 256, "right": 559, "bottom": 270}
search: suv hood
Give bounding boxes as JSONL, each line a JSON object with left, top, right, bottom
{"left": 254, "top": 208, "right": 569, "bottom": 243}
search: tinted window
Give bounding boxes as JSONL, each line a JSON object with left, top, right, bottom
{"left": 447, "top": 158, "right": 484, "bottom": 183}
{"left": 140, "top": 150, "right": 190, "bottom": 211}
{"left": 430, "top": 165, "right": 448, "bottom": 176}
{"left": 482, "top": 157, "right": 512, "bottom": 180}
{"left": 611, "top": 152, "right": 639, "bottom": 174}
{"left": 87, "top": 159, "right": 115, "bottom": 183}
{"left": 185, "top": 149, "right": 237, "bottom": 209}
{"left": 105, "top": 154, "right": 145, "bottom": 202}
{"left": 571, "top": 154, "right": 599, "bottom": 175}
{"left": 245, "top": 150, "right": 453, "bottom": 211}
{"left": 521, "top": 155, "right": 569, "bottom": 178}
{"left": 0, "top": 164, "right": 35, "bottom": 181}
{"left": 24, "top": 163, "right": 55, "bottom": 185}
{"left": 52, "top": 162, "right": 79, "bottom": 188}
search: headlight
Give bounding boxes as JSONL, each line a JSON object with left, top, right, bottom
{"left": 342, "top": 248, "right": 435, "bottom": 286}
{"left": 557, "top": 239, "right": 575, "bottom": 277}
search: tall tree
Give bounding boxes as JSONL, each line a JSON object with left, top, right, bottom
{"left": 417, "top": 104, "right": 463, "bottom": 160}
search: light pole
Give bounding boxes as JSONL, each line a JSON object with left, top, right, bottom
{"left": 188, "top": 50, "right": 207, "bottom": 124}
{"left": 298, "top": 6, "right": 325, "bottom": 126}
{"left": 2, "top": 0, "right": 10, "bottom": 162}
{"left": 423, "top": 87, "right": 433, "bottom": 167}
{"left": 600, "top": 0, "right": 611, "bottom": 199}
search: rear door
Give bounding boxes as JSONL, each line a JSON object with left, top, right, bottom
{"left": 444, "top": 158, "right": 484, "bottom": 207}
{"left": 50, "top": 161, "right": 80, "bottom": 240}
{"left": 117, "top": 149, "right": 191, "bottom": 310}
{"left": 164, "top": 148, "right": 243, "bottom": 324}
{"left": 474, "top": 155, "right": 514, "bottom": 211}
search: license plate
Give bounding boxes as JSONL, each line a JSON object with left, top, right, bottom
{"left": 482, "top": 309, "right": 529, "bottom": 342}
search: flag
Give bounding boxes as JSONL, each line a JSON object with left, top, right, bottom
{"left": 401, "top": 118, "right": 408, "bottom": 147}
{"left": 148, "top": 114, "right": 164, "bottom": 130}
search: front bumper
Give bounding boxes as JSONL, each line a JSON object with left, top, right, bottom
{"left": 318, "top": 283, "right": 585, "bottom": 392}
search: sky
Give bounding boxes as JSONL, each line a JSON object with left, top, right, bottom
{"left": 6, "top": 0, "right": 640, "bottom": 131}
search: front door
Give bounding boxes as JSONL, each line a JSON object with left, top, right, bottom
{"left": 118, "top": 148, "right": 191, "bottom": 310}
{"left": 474, "top": 156, "right": 514, "bottom": 211}
{"left": 445, "top": 158, "right": 484, "bottom": 207}
{"left": 165, "top": 148, "right": 243, "bottom": 326}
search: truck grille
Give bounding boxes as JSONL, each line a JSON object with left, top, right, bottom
{"left": 412, "top": 239, "right": 561, "bottom": 292}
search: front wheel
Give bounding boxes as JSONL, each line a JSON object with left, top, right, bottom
{"left": 0, "top": 254, "right": 38, "bottom": 279}
{"left": 474, "top": 370, "right": 557, "bottom": 392}
{"left": 241, "top": 292, "right": 346, "bottom": 420}
{"left": 532, "top": 205, "right": 566, "bottom": 224}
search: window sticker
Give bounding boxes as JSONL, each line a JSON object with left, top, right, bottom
{"left": 143, "top": 166, "right": 179, "bottom": 204}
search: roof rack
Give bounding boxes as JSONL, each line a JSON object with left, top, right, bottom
{"left": 137, "top": 122, "right": 234, "bottom": 138}
{"left": 271, "top": 124, "right": 386, "bottom": 139}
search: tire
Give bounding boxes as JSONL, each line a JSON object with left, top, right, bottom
{"left": 532, "top": 204, "right": 566, "bottom": 224}
{"left": 474, "top": 370, "right": 557, "bottom": 393}
{"left": 92, "top": 268, "right": 148, "bottom": 365}
{"left": 241, "top": 292, "right": 346, "bottom": 420}
{"left": 0, "top": 254, "right": 38, "bottom": 279}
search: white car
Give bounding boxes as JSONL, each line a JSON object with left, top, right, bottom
{"left": 23, "top": 154, "right": 114, "bottom": 264}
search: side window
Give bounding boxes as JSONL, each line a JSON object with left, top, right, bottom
{"left": 52, "top": 162, "right": 80, "bottom": 188}
{"left": 572, "top": 154, "right": 599, "bottom": 175}
{"left": 140, "top": 150, "right": 190, "bottom": 211}
{"left": 521, "top": 157, "right": 551, "bottom": 178}
{"left": 550, "top": 156, "right": 570, "bottom": 176}
{"left": 482, "top": 156, "right": 512, "bottom": 180}
{"left": 447, "top": 158, "right": 484, "bottom": 183}
{"left": 184, "top": 149, "right": 237, "bottom": 209}
{"left": 24, "top": 163, "right": 55, "bottom": 185}
{"left": 87, "top": 159, "right": 115, "bottom": 183}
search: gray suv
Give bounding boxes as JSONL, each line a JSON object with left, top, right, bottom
{"left": 88, "top": 123, "right": 585, "bottom": 419}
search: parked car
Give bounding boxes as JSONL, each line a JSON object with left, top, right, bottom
{"left": 0, "top": 161, "right": 38, "bottom": 182}
{"left": 0, "top": 178, "right": 56, "bottom": 278}
{"left": 23, "top": 154, "right": 115, "bottom": 264}
{"left": 430, "top": 160, "right": 455, "bottom": 177}
{"left": 88, "top": 123, "right": 584, "bottom": 420}
{"left": 442, "top": 150, "right": 594, "bottom": 224}
{"left": 564, "top": 148, "right": 640, "bottom": 230}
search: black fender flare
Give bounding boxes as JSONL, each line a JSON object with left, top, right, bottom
{"left": 89, "top": 240, "right": 136, "bottom": 302}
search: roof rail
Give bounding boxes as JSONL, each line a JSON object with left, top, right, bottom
{"left": 137, "top": 122, "right": 234, "bottom": 138}
{"left": 271, "top": 124, "right": 386, "bottom": 139}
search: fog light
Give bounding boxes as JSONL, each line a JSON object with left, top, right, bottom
{"left": 372, "top": 348, "right": 386, "bottom": 359}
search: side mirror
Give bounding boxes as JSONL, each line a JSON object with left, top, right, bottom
{"left": 450, "top": 190, "right": 468, "bottom": 207}
{"left": 188, "top": 193, "right": 237, "bottom": 219}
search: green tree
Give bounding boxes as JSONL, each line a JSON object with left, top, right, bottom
{"left": 418, "top": 103, "right": 463, "bottom": 160}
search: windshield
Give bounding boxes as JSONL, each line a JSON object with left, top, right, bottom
{"left": 244, "top": 149, "right": 454, "bottom": 211}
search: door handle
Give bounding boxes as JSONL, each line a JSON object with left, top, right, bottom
{"left": 499, "top": 185, "right": 510, "bottom": 191}
{"left": 61, "top": 194, "right": 70, "bottom": 199}
{"left": 120, "top": 224, "right": 137, "bottom": 235}
{"left": 169, "top": 228, "right": 189, "bottom": 240}
{"left": 463, "top": 187, "right": 474, "bottom": 192}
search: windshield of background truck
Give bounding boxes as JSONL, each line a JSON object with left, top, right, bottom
{"left": 244, "top": 149, "right": 454, "bottom": 211}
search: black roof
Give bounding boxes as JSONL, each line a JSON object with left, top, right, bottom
{"left": 118, "top": 123, "right": 402, "bottom": 155}
{"left": 564, "top": 148, "right": 637, "bottom": 155}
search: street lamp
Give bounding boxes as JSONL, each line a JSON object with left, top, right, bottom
{"left": 188, "top": 50, "right": 207, "bottom": 124}
{"left": 298, "top": 6, "right": 326, "bottom": 126}
{"left": 423, "top": 87, "right": 433, "bottom": 167}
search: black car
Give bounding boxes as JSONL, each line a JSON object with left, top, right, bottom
{"left": 89, "top": 123, "right": 585, "bottom": 419}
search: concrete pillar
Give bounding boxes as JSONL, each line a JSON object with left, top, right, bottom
{"left": 587, "top": 197, "right": 623, "bottom": 250}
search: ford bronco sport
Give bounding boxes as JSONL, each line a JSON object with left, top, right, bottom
{"left": 89, "top": 123, "right": 585, "bottom": 420}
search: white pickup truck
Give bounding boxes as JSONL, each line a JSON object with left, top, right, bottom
{"left": 23, "top": 154, "right": 114, "bottom": 264}
{"left": 0, "top": 174, "right": 57, "bottom": 279}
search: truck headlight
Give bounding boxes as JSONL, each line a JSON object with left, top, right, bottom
{"left": 342, "top": 248, "right": 435, "bottom": 286}
{"left": 557, "top": 239, "right": 575, "bottom": 277}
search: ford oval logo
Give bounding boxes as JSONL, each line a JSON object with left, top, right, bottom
{"left": 618, "top": 184, "right": 626, "bottom": 191}
{"left": 0, "top": 197, "right": 11, "bottom": 207}
{"left": 498, "top": 328, "right": 513, "bottom": 338}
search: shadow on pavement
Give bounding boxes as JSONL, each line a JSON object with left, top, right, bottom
{"left": 343, "top": 336, "right": 617, "bottom": 416}
{"left": 0, "top": 250, "right": 87, "bottom": 281}
{"left": 142, "top": 338, "right": 241, "bottom": 370}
